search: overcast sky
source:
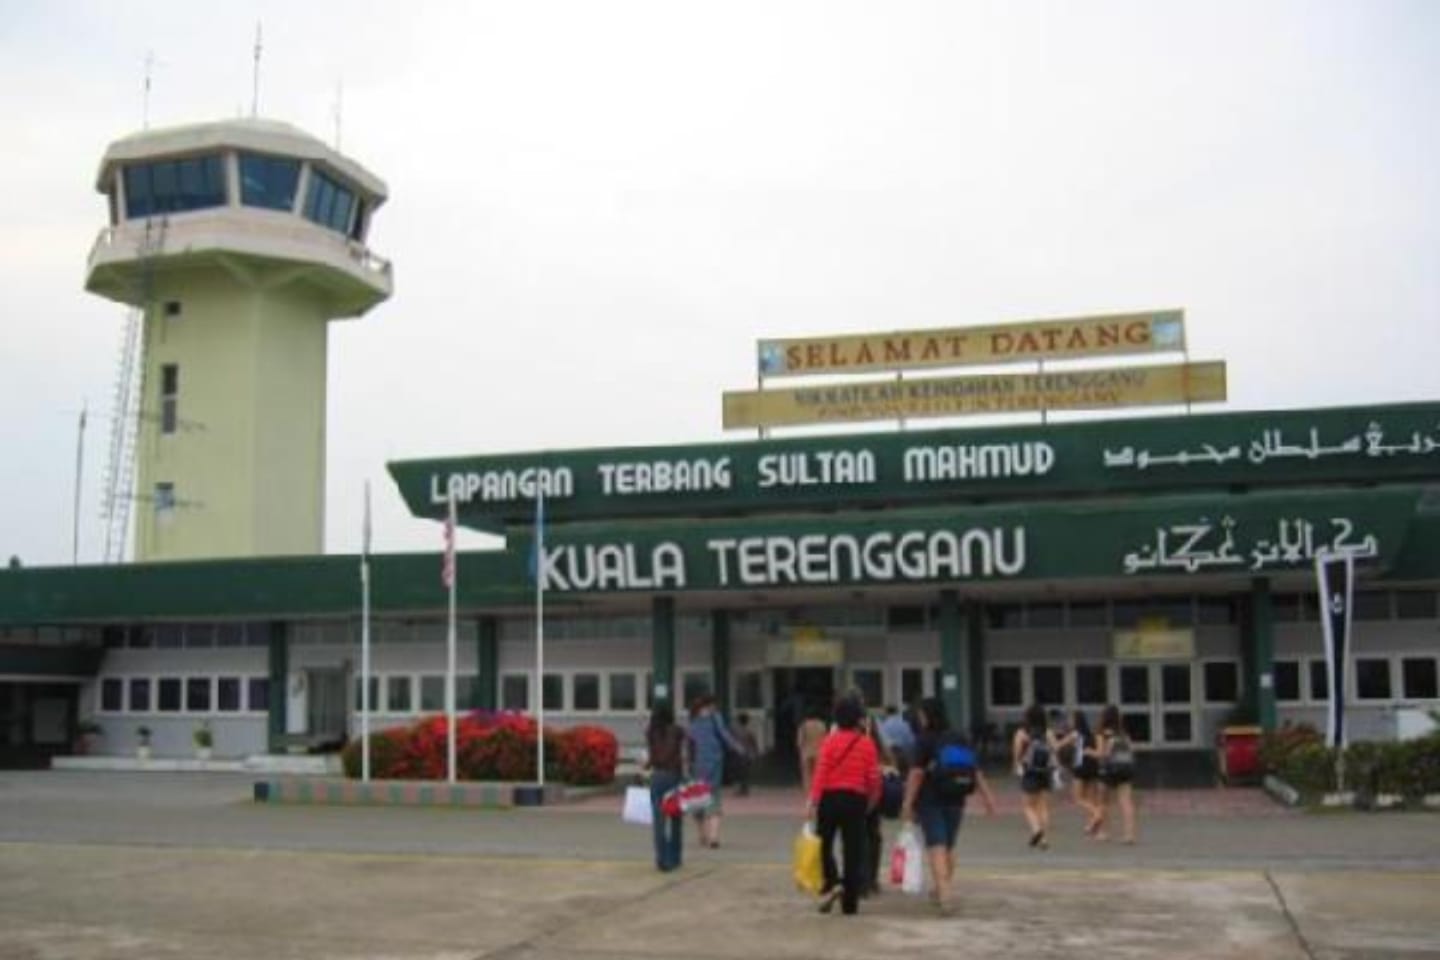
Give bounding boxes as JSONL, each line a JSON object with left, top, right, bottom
{"left": 3, "top": 1, "right": 1438, "bottom": 567}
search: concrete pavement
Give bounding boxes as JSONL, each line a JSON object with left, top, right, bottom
{"left": 0, "top": 771, "right": 1438, "bottom": 959}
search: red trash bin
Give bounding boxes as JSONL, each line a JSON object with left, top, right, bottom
{"left": 1217, "top": 725, "right": 1263, "bottom": 784}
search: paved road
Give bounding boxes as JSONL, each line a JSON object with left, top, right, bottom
{"left": 1, "top": 772, "right": 1438, "bottom": 959}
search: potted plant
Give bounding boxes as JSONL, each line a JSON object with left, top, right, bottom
{"left": 193, "top": 722, "right": 214, "bottom": 761}
{"left": 136, "top": 725, "right": 152, "bottom": 762}
{"left": 75, "top": 718, "right": 103, "bottom": 755}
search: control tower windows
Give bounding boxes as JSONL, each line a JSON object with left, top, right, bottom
{"left": 239, "top": 153, "right": 300, "bottom": 211}
{"left": 123, "top": 155, "right": 226, "bottom": 218}
{"left": 302, "top": 168, "right": 356, "bottom": 234}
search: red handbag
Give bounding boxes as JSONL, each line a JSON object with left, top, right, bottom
{"left": 661, "top": 780, "right": 713, "bottom": 817}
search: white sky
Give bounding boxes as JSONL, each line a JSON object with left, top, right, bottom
{"left": 2, "top": 1, "right": 1438, "bottom": 567}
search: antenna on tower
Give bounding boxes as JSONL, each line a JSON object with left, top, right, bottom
{"left": 332, "top": 79, "right": 344, "bottom": 151}
{"left": 142, "top": 50, "right": 156, "bottom": 129}
{"left": 251, "top": 21, "right": 263, "bottom": 117}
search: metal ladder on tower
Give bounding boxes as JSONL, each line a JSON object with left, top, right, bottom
{"left": 100, "top": 217, "right": 166, "bottom": 564}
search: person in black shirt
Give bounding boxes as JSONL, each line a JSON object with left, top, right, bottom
{"left": 899, "top": 697, "right": 996, "bottom": 914}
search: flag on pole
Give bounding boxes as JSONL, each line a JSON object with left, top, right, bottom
{"left": 442, "top": 492, "right": 456, "bottom": 588}
{"left": 1315, "top": 551, "right": 1355, "bottom": 749}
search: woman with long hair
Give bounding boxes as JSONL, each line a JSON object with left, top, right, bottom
{"left": 1056, "top": 709, "right": 1102, "bottom": 835}
{"left": 807, "top": 695, "right": 881, "bottom": 916}
{"left": 1095, "top": 704, "right": 1138, "bottom": 844}
{"left": 645, "top": 699, "right": 686, "bottom": 871}
{"left": 1012, "top": 703, "right": 1056, "bottom": 849}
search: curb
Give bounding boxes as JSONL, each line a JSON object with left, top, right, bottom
{"left": 251, "top": 778, "right": 569, "bottom": 809}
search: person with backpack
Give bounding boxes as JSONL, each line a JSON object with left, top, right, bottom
{"left": 900, "top": 696, "right": 997, "bottom": 915}
{"left": 1012, "top": 703, "right": 1057, "bottom": 849}
{"left": 687, "top": 695, "right": 744, "bottom": 849}
{"left": 1095, "top": 704, "right": 1138, "bottom": 844}
{"left": 807, "top": 695, "right": 882, "bottom": 916}
{"left": 1055, "top": 709, "right": 1102, "bottom": 836}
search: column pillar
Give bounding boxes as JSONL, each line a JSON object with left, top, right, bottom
{"left": 476, "top": 616, "right": 498, "bottom": 711}
{"left": 712, "top": 610, "right": 731, "bottom": 716}
{"left": 652, "top": 596, "right": 676, "bottom": 708}
{"left": 939, "top": 589, "right": 965, "bottom": 731}
{"left": 266, "top": 621, "right": 288, "bottom": 753}
{"left": 967, "top": 599, "right": 987, "bottom": 734}
{"left": 1249, "top": 578, "right": 1277, "bottom": 732}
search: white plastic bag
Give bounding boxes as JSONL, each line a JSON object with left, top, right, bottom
{"left": 622, "top": 785, "right": 653, "bottom": 825}
{"left": 893, "top": 825, "right": 924, "bottom": 895}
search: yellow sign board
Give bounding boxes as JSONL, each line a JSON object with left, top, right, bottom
{"left": 766, "top": 638, "right": 844, "bottom": 667}
{"left": 723, "top": 360, "right": 1226, "bottom": 430}
{"left": 757, "top": 310, "right": 1185, "bottom": 378}
{"left": 1112, "top": 625, "right": 1196, "bottom": 660}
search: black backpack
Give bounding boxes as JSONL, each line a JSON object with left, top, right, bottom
{"left": 1023, "top": 730, "right": 1052, "bottom": 774}
{"left": 928, "top": 734, "right": 978, "bottom": 803}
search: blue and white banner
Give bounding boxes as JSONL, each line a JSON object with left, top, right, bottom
{"left": 1315, "top": 551, "right": 1355, "bottom": 748}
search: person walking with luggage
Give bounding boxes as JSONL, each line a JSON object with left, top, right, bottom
{"left": 1095, "top": 704, "right": 1139, "bottom": 844}
{"left": 900, "top": 697, "right": 997, "bottom": 915}
{"left": 807, "top": 696, "right": 881, "bottom": 916}
{"left": 687, "top": 695, "right": 743, "bottom": 849}
{"left": 1013, "top": 703, "right": 1057, "bottom": 849}
{"left": 644, "top": 699, "right": 686, "bottom": 872}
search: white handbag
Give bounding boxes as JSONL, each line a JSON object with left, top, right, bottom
{"left": 622, "top": 784, "right": 653, "bottom": 825}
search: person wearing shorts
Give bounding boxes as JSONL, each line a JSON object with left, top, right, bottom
{"left": 1012, "top": 704, "right": 1057, "bottom": 849}
{"left": 900, "top": 696, "right": 996, "bottom": 915}
{"left": 1095, "top": 704, "right": 1138, "bottom": 844}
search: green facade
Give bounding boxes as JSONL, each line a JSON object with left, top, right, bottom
{"left": 391, "top": 401, "right": 1440, "bottom": 529}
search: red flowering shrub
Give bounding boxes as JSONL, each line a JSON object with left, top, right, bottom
{"left": 557, "top": 725, "right": 620, "bottom": 785}
{"left": 343, "top": 712, "right": 616, "bottom": 784}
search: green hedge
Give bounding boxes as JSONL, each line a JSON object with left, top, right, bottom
{"left": 1260, "top": 723, "right": 1440, "bottom": 805}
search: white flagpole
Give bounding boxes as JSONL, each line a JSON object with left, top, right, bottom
{"left": 535, "top": 488, "right": 546, "bottom": 789}
{"left": 446, "top": 489, "right": 458, "bottom": 784}
{"left": 361, "top": 482, "right": 372, "bottom": 782}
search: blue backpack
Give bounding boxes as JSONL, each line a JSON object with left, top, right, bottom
{"left": 929, "top": 735, "right": 978, "bottom": 803}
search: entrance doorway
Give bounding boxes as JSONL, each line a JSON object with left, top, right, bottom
{"left": 306, "top": 669, "right": 348, "bottom": 742}
{"left": 770, "top": 666, "right": 836, "bottom": 769}
{"left": 1116, "top": 662, "right": 1198, "bottom": 748}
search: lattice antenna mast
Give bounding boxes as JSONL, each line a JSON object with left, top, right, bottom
{"left": 100, "top": 218, "right": 167, "bottom": 563}
{"left": 142, "top": 51, "right": 155, "bottom": 130}
{"left": 251, "top": 22, "right": 263, "bottom": 117}
{"left": 333, "top": 79, "right": 344, "bottom": 151}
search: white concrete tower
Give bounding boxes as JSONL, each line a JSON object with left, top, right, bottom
{"left": 85, "top": 119, "right": 391, "bottom": 561}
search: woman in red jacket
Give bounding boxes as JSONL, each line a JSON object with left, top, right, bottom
{"left": 806, "top": 695, "right": 881, "bottom": 916}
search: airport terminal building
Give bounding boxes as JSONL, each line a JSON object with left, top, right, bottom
{"left": 1, "top": 117, "right": 1437, "bottom": 769}
{"left": 3, "top": 400, "right": 1439, "bottom": 767}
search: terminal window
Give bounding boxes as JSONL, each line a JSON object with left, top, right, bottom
{"left": 303, "top": 168, "right": 356, "bottom": 234}
{"left": 239, "top": 153, "right": 300, "bottom": 211}
{"left": 573, "top": 673, "right": 601, "bottom": 711}
{"left": 1272, "top": 661, "right": 1301, "bottom": 702}
{"left": 1402, "top": 658, "right": 1438, "bottom": 700}
{"left": 609, "top": 674, "right": 638, "bottom": 711}
{"left": 502, "top": 675, "right": 529, "bottom": 711}
{"left": 123, "top": 155, "right": 226, "bottom": 218}
{"left": 247, "top": 677, "right": 269, "bottom": 712}
{"left": 129, "top": 678, "right": 151, "bottom": 712}
{"left": 1355, "top": 658, "right": 1392, "bottom": 701}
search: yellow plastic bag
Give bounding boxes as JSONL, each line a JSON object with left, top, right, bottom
{"left": 792, "top": 822, "right": 823, "bottom": 895}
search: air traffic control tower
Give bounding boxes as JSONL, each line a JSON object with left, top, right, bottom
{"left": 86, "top": 119, "right": 391, "bottom": 562}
